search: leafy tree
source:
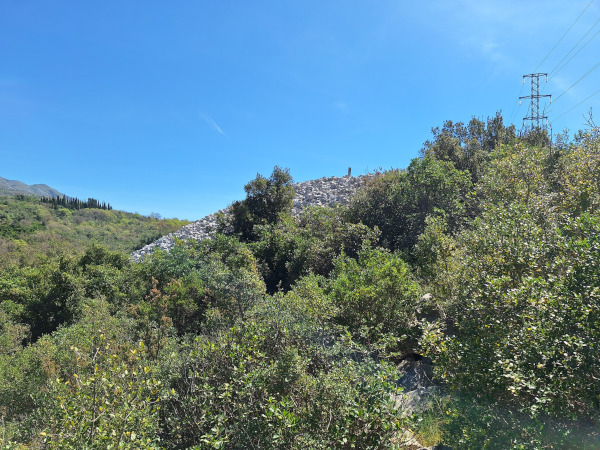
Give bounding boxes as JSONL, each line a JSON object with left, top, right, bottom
{"left": 418, "top": 136, "right": 600, "bottom": 446}
{"left": 251, "top": 207, "right": 379, "bottom": 293}
{"left": 476, "top": 141, "right": 556, "bottom": 207}
{"left": 347, "top": 156, "right": 473, "bottom": 256}
{"left": 222, "top": 166, "right": 295, "bottom": 242}
{"left": 421, "top": 112, "right": 517, "bottom": 183}
{"left": 413, "top": 211, "right": 458, "bottom": 298}
{"left": 138, "top": 236, "right": 266, "bottom": 333}
{"left": 555, "top": 127, "right": 600, "bottom": 214}
{"left": 159, "top": 299, "right": 405, "bottom": 449}
{"left": 36, "top": 335, "right": 162, "bottom": 448}
{"left": 0, "top": 309, "right": 29, "bottom": 356}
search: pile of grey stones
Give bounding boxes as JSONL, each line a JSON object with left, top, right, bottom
{"left": 131, "top": 174, "right": 369, "bottom": 261}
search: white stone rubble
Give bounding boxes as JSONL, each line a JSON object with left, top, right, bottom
{"left": 131, "top": 174, "right": 368, "bottom": 261}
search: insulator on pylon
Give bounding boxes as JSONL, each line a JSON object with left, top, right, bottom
{"left": 519, "top": 73, "right": 551, "bottom": 132}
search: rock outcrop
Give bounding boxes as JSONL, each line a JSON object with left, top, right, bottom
{"left": 392, "top": 354, "right": 441, "bottom": 419}
{"left": 131, "top": 174, "right": 369, "bottom": 261}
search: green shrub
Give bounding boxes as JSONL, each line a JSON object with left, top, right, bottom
{"left": 346, "top": 156, "right": 472, "bottom": 256}
{"left": 35, "top": 335, "right": 162, "bottom": 448}
{"left": 328, "top": 248, "right": 421, "bottom": 355}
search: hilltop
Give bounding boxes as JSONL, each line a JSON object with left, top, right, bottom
{"left": 0, "top": 176, "right": 65, "bottom": 198}
{"left": 132, "top": 174, "right": 369, "bottom": 260}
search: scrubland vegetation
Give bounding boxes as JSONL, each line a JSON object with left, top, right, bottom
{"left": 0, "top": 198, "right": 188, "bottom": 267}
{"left": 1, "top": 113, "right": 599, "bottom": 448}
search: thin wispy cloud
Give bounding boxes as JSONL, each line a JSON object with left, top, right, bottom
{"left": 333, "top": 101, "right": 350, "bottom": 113}
{"left": 201, "top": 112, "right": 226, "bottom": 135}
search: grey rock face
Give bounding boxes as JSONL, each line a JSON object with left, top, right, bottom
{"left": 393, "top": 354, "right": 440, "bottom": 418}
{"left": 392, "top": 386, "right": 440, "bottom": 418}
{"left": 397, "top": 355, "right": 434, "bottom": 391}
{"left": 290, "top": 175, "right": 367, "bottom": 214}
{"left": 131, "top": 174, "right": 369, "bottom": 261}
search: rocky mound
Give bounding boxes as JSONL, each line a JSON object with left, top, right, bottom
{"left": 131, "top": 174, "right": 368, "bottom": 260}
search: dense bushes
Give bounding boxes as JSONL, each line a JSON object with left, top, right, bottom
{"left": 328, "top": 248, "right": 421, "bottom": 355}
{"left": 159, "top": 314, "right": 405, "bottom": 449}
{"left": 0, "top": 195, "right": 189, "bottom": 267}
{"left": 418, "top": 130, "right": 600, "bottom": 446}
{"left": 222, "top": 166, "right": 295, "bottom": 242}
{"left": 346, "top": 156, "right": 473, "bottom": 256}
{"left": 251, "top": 207, "right": 379, "bottom": 293}
{"left": 2, "top": 116, "right": 600, "bottom": 447}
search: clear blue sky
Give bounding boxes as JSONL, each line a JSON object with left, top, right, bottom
{"left": 2, "top": 1, "right": 600, "bottom": 220}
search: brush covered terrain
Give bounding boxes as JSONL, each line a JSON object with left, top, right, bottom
{"left": 0, "top": 114, "right": 599, "bottom": 448}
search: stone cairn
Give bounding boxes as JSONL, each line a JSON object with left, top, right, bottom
{"left": 131, "top": 174, "right": 369, "bottom": 261}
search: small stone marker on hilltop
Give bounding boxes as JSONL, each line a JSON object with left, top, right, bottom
{"left": 131, "top": 173, "right": 370, "bottom": 261}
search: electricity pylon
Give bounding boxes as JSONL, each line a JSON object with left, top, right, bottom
{"left": 519, "top": 73, "right": 552, "bottom": 131}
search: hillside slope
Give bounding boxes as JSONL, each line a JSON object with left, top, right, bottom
{"left": 0, "top": 195, "right": 189, "bottom": 267}
{"left": 0, "top": 176, "right": 65, "bottom": 198}
{"left": 132, "top": 174, "right": 368, "bottom": 260}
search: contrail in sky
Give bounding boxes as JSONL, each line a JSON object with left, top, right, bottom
{"left": 201, "top": 113, "right": 225, "bottom": 135}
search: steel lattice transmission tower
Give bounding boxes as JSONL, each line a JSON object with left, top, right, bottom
{"left": 519, "top": 73, "right": 552, "bottom": 131}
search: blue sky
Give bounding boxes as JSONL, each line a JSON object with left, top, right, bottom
{"left": 2, "top": 1, "right": 600, "bottom": 220}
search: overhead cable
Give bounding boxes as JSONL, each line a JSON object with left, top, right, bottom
{"left": 535, "top": 0, "right": 595, "bottom": 72}
{"left": 552, "top": 88, "right": 600, "bottom": 123}
{"left": 550, "top": 19, "right": 600, "bottom": 77}
{"left": 553, "top": 59, "right": 600, "bottom": 104}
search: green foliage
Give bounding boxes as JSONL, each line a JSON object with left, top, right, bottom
{"left": 36, "top": 336, "right": 162, "bottom": 448}
{"left": 421, "top": 112, "right": 517, "bottom": 182}
{"left": 251, "top": 206, "right": 379, "bottom": 293}
{"left": 0, "top": 196, "right": 49, "bottom": 240}
{"left": 277, "top": 273, "right": 336, "bottom": 324}
{"left": 0, "top": 261, "right": 82, "bottom": 340}
{"left": 0, "top": 246, "right": 136, "bottom": 340}
{"left": 159, "top": 302, "right": 405, "bottom": 449}
{"left": 0, "top": 195, "right": 189, "bottom": 267}
{"left": 477, "top": 141, "right": 556, "bottom": 207}
{"left": 223, "top": 166, "right": 295, "bottom": 242}
{"left": 413, "top": 211, "right": 458, "bottom": 298}
{"left": 0, "top": 309, "right": 29, "bottom": 356}
{"left": 435, "top": 393, "right": 599, "bottom": 449}
{"left": 427, "top": 210, "right": 600, "bottom": 416}
{"left": 328, "top": 248, "right": 421, "bottom": 355}
{"left": 347, "top": 156, "right": 473, "bottom": 256}
{"left": 4, "top": 116, "right": 600, "bottom": 448}
{"left": 0, "top": 298, "right": 132, "bottom": 439}
{"left": 138, "top": 235, "right": 266, "bottom": 333}
{"left": 418, "top": 132, "right": 600, "bottom": 446}
{"left": 40, "top": 195, "right": 112, "bottom": 211}
{"left": 556, "top": 128, "right": 600, "bottom": 214}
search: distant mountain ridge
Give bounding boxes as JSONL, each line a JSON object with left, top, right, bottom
{"left": 0, "top": 176, "right": 65, "bottom": 198}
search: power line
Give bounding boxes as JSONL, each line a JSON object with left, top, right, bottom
{"left": 551, "top": 87, "right": 600, "bottom": 123}
{"left": 509, "top": 83, "right": 525, "bottom": 123}
{"left": 508, "top": 99, "right": 521, "bottom": 124}
{"left": 535, "top": 0, "right": 596, "bottom": 72}
{"left": 553, "top": 59, "right": 600, "bottom": 104}
{"left": 550, "top": 18, "right": 600, "bottom": 77}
